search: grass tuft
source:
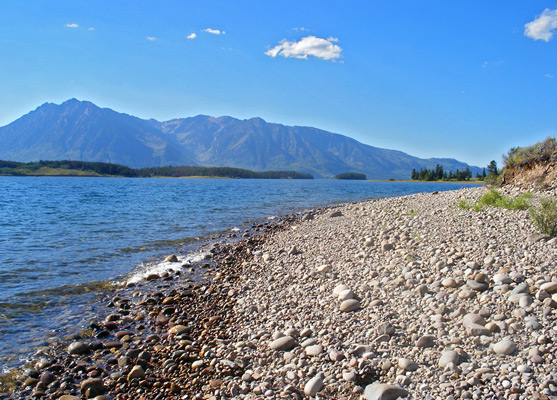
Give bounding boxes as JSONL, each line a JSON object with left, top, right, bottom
{"left": 529, "top": 197, "right": 557, "bottom": 237}
{"left": 457, "top": 189, "right": 532, "bottom": 211}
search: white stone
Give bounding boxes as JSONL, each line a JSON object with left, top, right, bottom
{"left": 338, "top": 289, "right": 355, "bottom": 301}
{"left": 439, "top": 351, "right": 460, "bottom": 367}
{"left": 462, "top": 313, "right": 486, "bottom": 328}
{"left": 305, "top": 345, "right": 323, "bottom": 356}
{"left": 540, "top": 282, "right": 557, "bottom": 293}
{"left": 270, "top": 336, "right": 297, "bottom": 351}
{"left": 304, "top": 373, "right": 324, "bottom": 397}
{"left": 333, "top": 284, "right": 349, "bottom": 297}
{"left": 493, "top": 340, "right": 517, "bottom": 355}
{"left": 364, "top": 383, "right": 409, "bottom": 400}
{"left": 398, "top": 358, "right": 418, "bottom": 371}
{"left": 340, "top": 299, "right": 361, "bottom": 312}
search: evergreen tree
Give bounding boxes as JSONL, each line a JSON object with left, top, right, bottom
{"left": 487, "top": 160, "right": 498, "bottom": 176}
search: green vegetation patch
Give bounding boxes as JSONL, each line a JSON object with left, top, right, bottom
{"left": 458, "top": 189, "right": 532, "bottom": 211}
{"left": 529, "top": 197, "right": 557, "bottom": 237}
{"left": 411, "top": 164, "right": 473, "bottom": 182}
{"left": 0, "top": 160, "right": 314, "bottom": 179}
{"left": 503, "top": 137, "right": 557, "bottom": 168}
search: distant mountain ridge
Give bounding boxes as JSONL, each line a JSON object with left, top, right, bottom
{"left": 0, "top": 99, "right": 481, "bottom": 179}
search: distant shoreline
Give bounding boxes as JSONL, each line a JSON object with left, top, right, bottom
{"left": 0, "top": 175, "right": 484, "bottom": 183}
{"left": 0, "top": 174, "right": 232, "bottom": 179}
{"left": 370, "top": 179, "right": 483, "bottom": 185}
{"left": 0, "top": 161, "right": 314, "bottom": 180}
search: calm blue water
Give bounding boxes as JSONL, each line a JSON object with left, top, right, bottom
{"left": 0, "top": 177, "right": 478, "bottom": 369}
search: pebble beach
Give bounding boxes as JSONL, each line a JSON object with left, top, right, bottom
{"left": 5, "top": 186, "right": 557, "bottom": 400}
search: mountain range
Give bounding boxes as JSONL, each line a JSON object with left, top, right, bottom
{"left": 0, "top": 99, "right": 481, "bottom": 179}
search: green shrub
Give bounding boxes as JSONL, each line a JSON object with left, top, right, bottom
{"left": 529, "top": 197, "right": 557, "bottom": 236}
{"left": 484, "top": 172, "right": 498, "bottom": 186}
{"left": 458, "top": 189, "right": 532, "bottom": 211}
{"left": 458, "top": 199, "right": 474, "bottom": 210}
{"left": 503, "top": 137, "right": 557, "bottom": 168}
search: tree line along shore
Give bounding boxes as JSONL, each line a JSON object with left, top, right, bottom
{"left": 0, "top": 160, "right": 314, "bottom": 180}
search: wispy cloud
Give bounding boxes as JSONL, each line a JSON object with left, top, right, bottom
{"left": 545, "top": 73, "right": 554, "bottom": 79}
{"left": 88, "top": 27, "right": 95, "bottom": 31}
{"left": 525, "top": 8, "right": 557, "bottom": 42}
{"left": 203, "top": 28, "right": 225, "bottom": 35}
{"left": 265, "top": 35, "right": 342, "bottom": 61}
{"left": 482, "top": 60, "right": 504, "bottom": 68}
{"left": 293, "top": 27, "right": 311, "bottom": 32}
{"left": 187, "top": 33, "right": 197, "bottom": 39}
{"left": 65, "top": 23, "right": 79, "bottom": 29}
{"left": 146, "top": 36, "right": 156, "bottom": 41}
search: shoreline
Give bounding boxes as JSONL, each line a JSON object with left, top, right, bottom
{"left": 1, "top": 211, "right": 303, "bottom": 397}
{"left": 4, "top": 186, "right": 557, "bottom": 399}
{"left": 369, "top": 179, "right": 482, "bottom": 185}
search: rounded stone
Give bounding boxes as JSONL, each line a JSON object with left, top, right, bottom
{"left": 540, "top": 282, "right": 557, "bottom": 293}
{"left": 364, "top": 383, "right": 409, "bottom": 400}
{"left": 467, "top": 323, "right": 492, "bottom": 336}
{"left": 493, "top": 274, "right": 512, "bottom": 285}
{"left": 531, "top": 354, "right": 543, "bottom": 364}
{"left": 67, "top": 342, "right": 89, "bottom": 355}
{"left": 338, "top": 289, "right": 355, "bottom": 301}
{"left": 519, "top": 295, "right": 533, "bottom": 307}
{"left": 493, "top": 340, "right": 517, "bottom": 355}
{"left": 462, "top": 313, "right": 486, "bottom": 328}
{"left": 398, "top": 358, "right": 418, "bottom": 371}
{"left": 333, "top": 284, "right": 350, "bottom": 297}
{"left": 80, "top": 378, "right": 105, "bottom": 397}
{"left": 466, "top": 279, "right": 488, "bottom": 291}
{"left": 164, "top": 254, "right": 179, "bottom": 262}
{"left": 169, "top": 325, "right": 188, "bottom": 335}
{"left": 439, "top": 351, "right": 460, "bottom": 367}
{"left": 511, "top": 283, "right": 530, "bottom": 295}
{"left": 305, "top": 345, "right": 323, "bottom": 356}
{"left": 304, "top": 373, "right": 324, "bottom": 397}
{"left": 270, "top": 336, "right": 297, "bottom": 351}
{"left": 416, "top": 335, "right": 435, "bottom": 348}
{"left": 340, "top": 299, "right": 361, "bottom": 312}
{"left": 343, "top": 370, "right": 357, "bottom": 382}
{"left": 127, "top": 365, "right": 145, "bottom": 381}
{"left": 329, "top": 349, "right": 345, "bottom": 362}
{"left": 441, "top": 278, "right": 457, "bottom": 288}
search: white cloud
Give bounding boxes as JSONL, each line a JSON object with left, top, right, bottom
{"left": 203, "top": 28, "right": 225, "bottom": 35}
{"left": 146, "top": 36, "right": 156, "bottom": 41}
{"left": 525, "top": 8, "right": 557, "bottom": 41}
{"left": 88, "top": 27, "right": 95, "bottom": 31}
{"left": 265, "top": 35, "right": 342, "bottom": 61}
{"left": 545, "top": 73, "right": 554, "bottom": 79}
{"left": 187, "top": 33, "right": 197, "bottom": 39}
{"left": 482, "top": 60, "right": 503, "bottom": 68}
{"left": 293, "top": 27, "right": 311, "bottom": 32}
{"left": 65, "top": 23, "right": 79, "bottom": 28}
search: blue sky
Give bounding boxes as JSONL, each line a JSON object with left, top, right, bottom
{"left": 1, "top": 1, "right": 556, "bottom": 168}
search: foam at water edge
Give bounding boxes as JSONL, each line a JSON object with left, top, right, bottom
{"left": 125, "top": 251, "right": 210, "bottom": 284}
